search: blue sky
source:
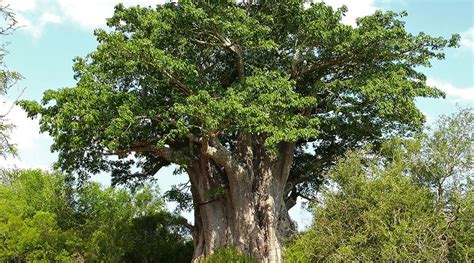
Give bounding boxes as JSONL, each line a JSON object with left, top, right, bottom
{"left": 0, "top": 0, "right": 473, "bottom": 229}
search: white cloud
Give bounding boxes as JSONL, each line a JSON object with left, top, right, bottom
{"left": 11, "top": 0, "right": 376, "bottom": 38}
{"left": 20, "top": 11, "right": 62, "bottom": 38}
{"left": 56, "top": 0, "right": 114, "bottom": 30}
{"left": 315, "top": 0, "right": 377, "bottom": 26}
{"left": 427, "top": 78, "right": 474, "bottom": 102}
{"left": 14, "top": 12, "right": 32, "bottom": 29}
{"left": 57, "top": 0, "right": 165, "bottom": 30}
{"left": 40, "top": 12, "right": 62, "bottom": 24}
{"left": 15, "top": 11, "right": 62, "bottom": 38}
{"left": 0, "top": 156, "right": 51, "bottom": 170}
{"left": 421, "top": 110, "right": 434, "bottom": 126}
{"left": 0, "top": 97, "right": 53, "bottom": 170}
{"left": 0, "top": 98, "right": 43, "bottom": 151}
{"left": 4, "top": 0, "right": 36, "bottom": 12}
{"left": 460, "top": 27, "right": 474, "bottom": 50}
{"left": 9, "top": 0, "right": 166, "bottom": 35}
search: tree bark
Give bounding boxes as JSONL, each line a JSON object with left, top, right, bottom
{"left": 187, "top": 139, "right": 295, "bottom": 262}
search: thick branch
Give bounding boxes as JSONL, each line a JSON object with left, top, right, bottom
{"left": 279, "top": 142, "right": 296, "bottom": 184}
{"left": 285, "top": 188, "right": 314, "bottom": 210}
{"left": 106, "top": 142, "right": 175, "bottom": 162}
{"left": 290, "top": 56, "right": 346, "bottom": 80}
{"left": 181, "top": 218, "right": 196, "bottom": 232}
{"left": 162, "top": 70, "right": 193, "bottom": 96}
{"left": 237, "top": 132, "right": 254, "bottom": 168}
{"left": 190, "top": 38, "right": 221, "bottom": 48}
{"left": 145, "top": 60, "right": 192, "bottom": 96}
{"left": 205, "top": 137, "right": 238, "bottom": 173}
{"left": 212, "top": 30, "right": 245, "bottom": 81}
{"left": 228, "top": 44, "right": 245, "bottom": 81}
{"left": 285, "top": 189, "right": 298, "bottom": 210}
{"left": 192, "top": 27, "right": 245, "bottom": 82}
{"left": 284, "top": 155, "right": 334, "bottom": 197}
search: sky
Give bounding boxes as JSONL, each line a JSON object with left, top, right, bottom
{"left": 0, "top": 0, "right": 473, "bottom": 230}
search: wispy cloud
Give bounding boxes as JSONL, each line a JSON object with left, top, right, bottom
{"left": 460, "top": 26, "right": 474, "bottom": 51}
{"left": 0, "top": 96, "right": 54, "bottom": 169}
{"left": 6, "top": 0, "right": 36, "bottom": 12}
{"left": 16, "top": 12, "right": 62, "bottom": 38}
{"left": 315, "top": 0, "right": 377, "bottom": 26}
{"left": 427, "top": 78, "right": 474, "bottom": 102}
{"left": 7, "top": 0, "right": 165, "bottom": 37}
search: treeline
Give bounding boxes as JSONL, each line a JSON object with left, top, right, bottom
{"left": 1, "top": 110, "right": 472, "bottom": 262}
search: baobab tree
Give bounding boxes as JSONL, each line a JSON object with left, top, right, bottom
{"left": 21, "top": 1, "right": 458, "bottom": 261}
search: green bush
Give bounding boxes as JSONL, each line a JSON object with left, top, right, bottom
{"left": 0, "top": 169, "right": 193, "bottom": 262}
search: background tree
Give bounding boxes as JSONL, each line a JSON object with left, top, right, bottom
{"left": 20, "top": 1, "right": 459, "bottom": 260}
{"left": 0, "top": 3, "right": 22, "bottom": 157}
{"left": 0, "top": 169, "right": 193, "bottom": 262}
{"left": 411, "top": 109, "right": 472, "bottom": 206}
{"left": 285, "top": 109, "right": 473, "bottom": 261}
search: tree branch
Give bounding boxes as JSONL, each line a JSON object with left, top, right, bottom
{"left": 145, "top": 60, "right": 192, "bottom": 96}
{"left": 285, "top": 188, "right": 315, "bottom": 210}
{"left": 209, "top": 29, "right": 245, "bottom": 81}
{"left": 279, "top": 142, "right": 296, "bottom": 183}
{"left": 290, "top": 56, "right": 346, "bottom": 80}
{"left": 205, "top": 137, "right": 237, "bottom": 173}
{"left": 106, "top": 142, "right": 175, "bottom": 162}
{"left": 190, "top": 38, "right": 221, "bottom": 47}
{"left": 228, "top": 44, "right": 245, "bottom": 81}
{"left": 176, "top": 215, "right": 196, "bottom": 232}
{"left": 162, "top": 69, "right": 192, "bottom": 96}
{"left": 0, "top": 87, "right": 25, "bottom": 118}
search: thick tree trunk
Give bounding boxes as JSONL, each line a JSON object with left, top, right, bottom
{"left": 187, "top": 140, "right": 295, "bottom": 262}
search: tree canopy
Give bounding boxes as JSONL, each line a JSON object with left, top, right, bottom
{"left": 21, "top": 1, "right": 458, "bottom": 186}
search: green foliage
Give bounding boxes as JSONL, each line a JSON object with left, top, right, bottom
{"left": 19, "top": 1, "right": 458, "bottom": 197}
{"left": 285, "top": 109, "right": 473, "bottom": 262}
{"left": 0, "top": 169, "right": 193, "bottom": 262}
{"left": 202, "top": 247, "right": 257, "bottom": 263}
{"left": 0, "top": 170, "right": 79, "bottom": 261}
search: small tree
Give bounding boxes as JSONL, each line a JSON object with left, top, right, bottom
{"left": 412, "top": 109, "right": 473, "bottom": 205}
{"left": 20, "top": 1, "right": 459, "bottom": 260}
